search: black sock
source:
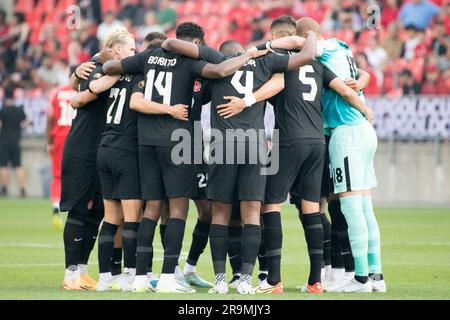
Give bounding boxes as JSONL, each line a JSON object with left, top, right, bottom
{"left": 258, "top": 233, "right": 268, "bottom": 272}
{"left": 98, "top": 222, "right": 118, "bottom": 273}
{"left": 321, "top": 213, "right": 332, "bottom": 267}
{"left": 329, "top": 200, "right": 355, "bottom": 272}
{"left": 186, "top": 219, "right": 210, "bottom": 267}
{"left": 241, "top": 224, "right": 261, "bottom": 277}
{"left": 136, "top": 218, "right": 157, "bottom": 276}
{"left": 301, "top": 213, "right": 324, "bottom": 285}
{"left": 147, "top": 247, "right": 153, "bottom": 274}
{"left": 63, "top": 211, "right": 85, "bottom": 268}
{"left": 161, "top": 218, "right": 186, "bottom": 274}
{"left": 159, "top": 224, "right": 166, "bottom": 249}
{"left": 355, "top": 275, "right": 369, "bottom": 284}
{"left": 210, "top": 224, "right": 228, "bottom": 274}
{"left": 111, "top": 247, "right": 122, "bottom": 276}
{"left": 78, "top": 211, "right": 103, "bottom": 265}
{"left": 122, "top": 222, "right": 140, "bottom": 269}
{"left": 263, "top": 212, "right": 282, "bottom": 285}
{"left": 328, "top": 200, "right": 344, "bottom": 269}
{"left": 228, "top": 225, "right": 242, "bottom": 275}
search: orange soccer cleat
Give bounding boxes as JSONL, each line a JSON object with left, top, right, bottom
{"left": 305, "top": 282, "right": 324, "bottom": 294}
{"left": 80, "top": 274, "right": 97, "bottom": 290}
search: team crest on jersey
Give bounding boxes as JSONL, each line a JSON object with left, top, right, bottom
{"left": 93, "top": 73, "right": 103, "bottom": 79}
{"left": 193, "top": 81, "right": 202, "bottom": 93}
{"left": 138, "top": 80, "right": 145, "bottom": 89}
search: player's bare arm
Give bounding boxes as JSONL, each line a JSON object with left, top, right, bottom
{"left": 130, "top": 92, "right": 189, "bottom": 121}
{"left": 285, "top": 31, "right": 316, "bottom": 71}
{"left": 46, "top": 114, "right": 54, "bottom": 155}
{"left": 70, "top": 61, "right": 96, "bottom": 90}
{"left": 217, "top": 73, "right": 285, "bottom": 119}
{"left": 344, "top": 69, "right": 371, "bottom": 92}
{"left": 89, "top": 75, "right": 120, "bottom": 95}
{"left": 201, "top": 49, "right": 268, "bottom": 79}
{"left": 255, "top": 35, "right": 306, "bottom": 52}
{"left": 161, "top": 38, "right": 201, "bottom": 59}
{"left": 328, "top": 77, "right": 374, "bottom": 123}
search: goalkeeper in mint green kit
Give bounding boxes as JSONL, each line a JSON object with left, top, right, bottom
{"left": 300, "top": 18, "right": 385, "bottom": 293}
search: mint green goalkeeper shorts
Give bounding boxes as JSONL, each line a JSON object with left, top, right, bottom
{"left": 329, "top": 120, "right": 377, "bottom": 194}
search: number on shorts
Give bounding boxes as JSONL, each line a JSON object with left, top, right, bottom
{"left": 334, "top": 167, "right": 343, "bottom": 183}
{"left": 197, "top": 172, "right": 208, "bottom": 188}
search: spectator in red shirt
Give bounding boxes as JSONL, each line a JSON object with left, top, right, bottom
{"left": 420, "top": 64, "right": 441, "bottom": 94}
{"left": 381, "top": 0, "right": 401, "bottom": 29}
{"left": 355, "top": 53, "right": 381, "bottom": 95}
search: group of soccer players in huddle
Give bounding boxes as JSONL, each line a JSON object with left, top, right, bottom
{"left": 49, "top": 14, "right": 386, "bottom": 295}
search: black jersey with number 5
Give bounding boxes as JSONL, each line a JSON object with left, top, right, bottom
{"left": 64, "top": 62, "right": 108, "bottom": 161}
{"left": 120, "top": 47, "right": 207, "bottom": 147}
{"left": 198, "top": 47, "right": 289, "bottom": 139}
{"left": 269, "top": 50, "right": 337, "bottom": 145}
{"left": 100, "top": 74, "right": 143, "bottom": 154}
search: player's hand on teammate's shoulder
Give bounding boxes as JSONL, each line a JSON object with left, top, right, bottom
{"left": 168, "top": 104, "right": 189, "bottom": 121}
{"left": 248, "top": 49, "right": 269, "bottom": 59}
{"left": 75, "top": 61, "right": 96, "bottom": 80}
{"left": 98, "top": 48, "right": 115, "bottom": 65}
{"left": 217, "top": 96, "right": 246, "bottom": 119}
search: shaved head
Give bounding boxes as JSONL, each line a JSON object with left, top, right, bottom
{"left": 296, "top": 17, "right": 322, "bottom": 38}
{"left": 219, "top": 39, "right": 244, "bottom": 56}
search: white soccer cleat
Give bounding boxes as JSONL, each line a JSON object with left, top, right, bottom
{"left": 119, "top": 268, "right": 135, "bottom": 291}
{"left": 333, "top": 278, "right": 372, "bottom": 293}
{"left": 237, "top": 281, "right": 256, "bottom": 295}
{"left": 156, "top": 277, "right": 196, "bottom": 293}
{"left": 208, "top": 281, "right": 229, "bottom": 294}
{"left": 96, "top": 278, "right": 120, "bottom": 292}
{"left": 132, "top": 275, "right": 152, "bottom": 293}
{"left": 370, "top": 278, "right": 387, "bottom": 293}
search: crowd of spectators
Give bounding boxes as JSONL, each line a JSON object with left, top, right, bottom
{"left": 0, "top": 0, "right": 448, "bottom": 99}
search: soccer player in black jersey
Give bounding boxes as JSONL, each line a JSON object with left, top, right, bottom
{"left": 162, "top": 30, "right": 319, "bottom": 294}
{"left": 244, "top": 16, "right": 373, "bottom": 294}
{"left": 102, "top": 22, "right": 267, "bottom": 293}
{"left": 59, "top": 54, "right": 111, "bottom": 291}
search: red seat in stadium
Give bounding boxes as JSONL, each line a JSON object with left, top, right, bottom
{"left": 101, "top": 0, "right": 120, "bottom": 13}
{"left": 15, "top": 0, "right": 33, "bottom": 13}
{"left": 36, "top": 0, "right": 55, "bottom": 13}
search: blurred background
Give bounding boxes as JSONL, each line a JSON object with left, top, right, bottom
{"left": 0, "top": 0, "right": 448, "bottom": 206}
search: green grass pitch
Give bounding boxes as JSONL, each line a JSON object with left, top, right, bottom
{"left": 0, "top": 199, "right": 449, "bottom": 300}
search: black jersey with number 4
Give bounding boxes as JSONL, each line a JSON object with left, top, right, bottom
{"left": 198, "top": 47, "right": 289, "bottom": 140}
{"left": 64, "top": 62, "right": 108, "bottom": 161}
{"left": 120, "top": 47, "right": 207, "bottom": 147}
{"left": 269, "top": 50, "right": 337, "bottom": 145}
{"left": 100, "top": 74, "right": 143, "bottom": 154}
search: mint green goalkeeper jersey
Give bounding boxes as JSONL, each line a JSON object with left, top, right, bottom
{"left": 317, "top": 38, "right": 365, "bottom": 130}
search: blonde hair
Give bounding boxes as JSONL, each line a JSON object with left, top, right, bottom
{"left": 104, "top": 27, "right": 134, "bottom": 49}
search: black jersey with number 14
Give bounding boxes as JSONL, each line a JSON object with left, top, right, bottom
{"left": 120, "top": 47, "right": 207, "bottom": 147}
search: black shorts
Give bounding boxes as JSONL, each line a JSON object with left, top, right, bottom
{"left": 97, "top": 145, "right": 141, "bottom": 200}
{"left": 0, "top": 140, "right": 21, "bottom": 167}
{"left": 139, "top": 145, "right": 196, "bottom": 200}
{"left": 265, "top": 143, "right": 325, "bottom": 204}
{"left": 192, "top": 162, "right": 208, "bottom": 200}
{"left": 207, "top": 142, "right": 267, "bottom": 203}
{"left": 60, "top": 153, "right": 103, "bottom": 214}
{"left": 320, "top": 135, "right": 333, "bottom": 198}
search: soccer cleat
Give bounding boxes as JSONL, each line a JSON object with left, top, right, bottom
{"left": 132, "top": 276, "right": 152, "bottom": 293}
{"left": 300, "top": 282, "right": 324, "bottom": 294}
{"left": 237, "top": 281, "right": 256, "bottom": 295}
{"left": 208, "top": 281, "right": 229, "bottom": 294}
{"left": 255, "top": 280, "right": 284, "bottom": 294}
{"left": 80, "top": 274, "right": 97, "bottom": 290}
{"left": 61, "top": 268, "right": 82, "bottom": 290}
{"left": 156, "top": 278, "right": 196, "bottom": 294}
{"left": 184, "top": 272, "right": 213, "bottom": 288}
{"left": 334, "top": 278, "right": 373, "bottom": 293}
{"left": 257, "top": 271, "right": 268, "bottom": 287}
{"left": 148, "top": 273, "right": 159, "bottom": 291}
{"left": 229, "top": 273, "right": 240, "bottom": 289}
{"left": 52, "top": 209, "right": 64, "bottom": 231}
{"left": 176, "top": 275, "right": 191, "bottom": 289}
{"left": 369, "top": 275, "right": 387, "bottom": 293}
